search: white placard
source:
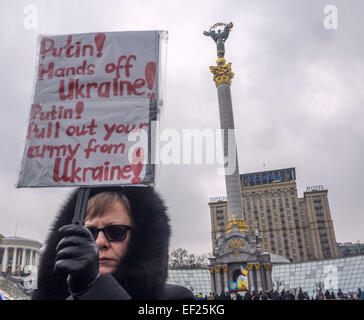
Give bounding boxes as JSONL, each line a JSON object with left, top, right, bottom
{"left": 17, "top": 31, "right": 166, "bottom": 187}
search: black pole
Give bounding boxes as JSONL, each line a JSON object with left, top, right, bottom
{"left": 72, "top": 187, "right": 91, "bottom": 226}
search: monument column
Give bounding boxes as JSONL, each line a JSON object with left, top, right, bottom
{"left": 222, "top": 266, "right": 229, "bottom": 293}
{"left": 204, "top": 22, "right": 274, "bottom": 295}
{"left": 215, "top": 266, "right": 222, "bottom": 295}
{"left": 2, "top": 247, "right": 9, "bottom": 272}
{"left": 30, "top": 250, "right": 34, "bottom": 266}
{"left": 35, "top": 251, "right": 40, "bottom": 268}
{"left": 260, "top": 267, "right": 266, "bottom": 291}
{"left": 264, "top": 264, "right": 273, "bottom": 291}
{"left": 254, "top": 264, "right": 263, "bottom": 292}
{"left": 209, "top": 268, "right": 216, "bottom": 294}
{"left": 204, "top": 22, "right": 248, "bottom": 233}
{"left": 247, "top": 264, "right": 255, "bottom": 291}
{"left": 21, "top": 248, "right": 26, "bottom": 271}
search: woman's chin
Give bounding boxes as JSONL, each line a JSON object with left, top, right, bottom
{"left": 99, "top": 265, "right": 115, "bottom": 275}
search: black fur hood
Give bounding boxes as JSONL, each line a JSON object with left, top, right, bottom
{"left": 32, "top": 185, "right": 171, "bottom": 300}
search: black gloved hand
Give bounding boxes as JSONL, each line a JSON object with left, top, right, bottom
{"left": 55, "top": 224, "right": 99, "bottom": 296}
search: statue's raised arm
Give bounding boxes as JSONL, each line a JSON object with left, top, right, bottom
{"left": 222, "top": 22, "right": 233, "bottom": 41}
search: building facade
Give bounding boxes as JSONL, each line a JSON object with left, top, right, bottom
{"left": 0, "top": 234, "right": 42, "bottom": 274}
{"left": 209, "top": 168, "right": 339, "bottom": 263}
{"left": 337, "top": 241, "right": 364, "bottom": 258}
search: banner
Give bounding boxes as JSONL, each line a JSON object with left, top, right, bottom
{"left": 229, "top": 281, "right": 238, "bottom": 291}
{"left": 17, "top": 31, "right": 167, "bottom": 187}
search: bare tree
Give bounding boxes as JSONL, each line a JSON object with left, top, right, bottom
{"left": 169, "top": 248, "right": 210, "bottom": 269}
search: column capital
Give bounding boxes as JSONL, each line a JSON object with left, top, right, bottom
{"left": 209, "top": 267, "right": 215, "bottom": 274}
{"left": 263, "top": 264, "right": 272, "bottom": 271}
{"left": 215, "top": 266, "right": 222, "bottom": 273}
{"left": 226, "top": 218, "right": 248, "bottom": 233}
{"left": 209, "top": 62, "right": 234, "bottom": 87}
{"left": 253, "top": 264, "right": 261, "bottom": 270}
{"left": 222, "top": 266, "right": 228, "bottom": 272}
{"left": 247, "top": 264, "right": 254, "bottom": 271}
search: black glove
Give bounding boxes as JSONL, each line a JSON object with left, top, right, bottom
{"left": 55, "top": 224, "right": 99, "bottom": 296}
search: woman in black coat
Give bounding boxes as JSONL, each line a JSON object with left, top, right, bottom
{"left": 32, "top": 186, "right": 195, "bottom": 300}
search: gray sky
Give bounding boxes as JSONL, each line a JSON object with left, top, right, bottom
{"left": 0, "top": 0, "right": 363, "bottom": 255}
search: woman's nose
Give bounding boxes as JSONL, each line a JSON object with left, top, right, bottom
{"left": 95, "top": 230, "right": 109, "bottom": 249}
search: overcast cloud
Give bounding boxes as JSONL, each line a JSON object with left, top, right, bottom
{"left": 0, "top": 0, "right": 363, "bottom": 255}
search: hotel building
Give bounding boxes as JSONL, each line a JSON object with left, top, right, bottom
{"left": 209, "top": 168, "right": 339, "bottom": 263}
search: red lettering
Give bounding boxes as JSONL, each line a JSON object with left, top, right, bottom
{"left": 119, "top": 80, "right": 134, "bottom": 96}
{"left": 53, "top": 158, "right": 71, "bottom": 182}
{"left": 58, "top": 77, "right": 149, "bottom": 100}
{"left": 40, "top": 38, "right": 55, "bottom": 59}
{"left": 120, "top": 165, "right": 132, "bottom": 180}
{"left": 125, "top": 55, "right": 136, "bottom": 77}
{"left": 133, "top": 78, "right": 146, "bottom": 95}
{"left": 41, "top": 36, "right": 97, "bottom": 60}
{"left": 52, "top": 158, "right": 135, "bottom": 184}
{"left": 75, "top": 80, "right": 85, "bottom": 99}
{"left": 87, "top": 64, "right": 95, "bottom": 75}
{"left": 82, "top": 44, "right": 94, "bottom": 57}
{"left": 98, "top": 82, "right": 110, "bottom": 98}
{"left": 59, "top": 79, "right": 75, "bottom": 100}
{"left": 38, "top": 62, "right": 54, "bottom": 80}
{"left": 65, "top": 119, "right": 98, "bottom": 137}
{"left": 84, "top": 138, "right": 125, "bottom": 159}
{"left": 70, "top": 158, "right": 82, "bottom": 182}
{"left": 86, "top": 82, "right": 97, "bottom": 98}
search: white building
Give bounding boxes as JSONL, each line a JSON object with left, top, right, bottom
{"left": 0, "top": 234, "right": 42, "bottom": 274}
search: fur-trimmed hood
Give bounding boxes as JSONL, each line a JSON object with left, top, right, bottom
{"left": 32, "top": 185, "right": 171, "bottom": 300}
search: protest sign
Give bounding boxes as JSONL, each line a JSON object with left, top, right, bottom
{"left": 17, "top": 31, "right": 167, "bottom": 187}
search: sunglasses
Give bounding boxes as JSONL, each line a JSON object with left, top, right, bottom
{"left": 86, "top": 225, "right": 133, "bottom": 242}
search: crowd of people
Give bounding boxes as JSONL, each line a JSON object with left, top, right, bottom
{"left": 195, "top": 287, "right": 364, "bottom": 300}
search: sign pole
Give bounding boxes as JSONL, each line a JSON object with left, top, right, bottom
{"left": 72, "top": 187, "right": 90, "bottom": 226}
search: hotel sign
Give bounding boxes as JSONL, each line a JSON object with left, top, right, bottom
{"left": 240, "top": 168, "right": 296, "bottom": 187}
{"left": 209, "top": 196, "right": 227, "bottom": 203}
{"left": 306, "top": 185, "right": 324, "bottom": 192}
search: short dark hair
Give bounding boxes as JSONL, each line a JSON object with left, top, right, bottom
{"left": 86, "top": 191, "right": 132, "bottom": 220}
